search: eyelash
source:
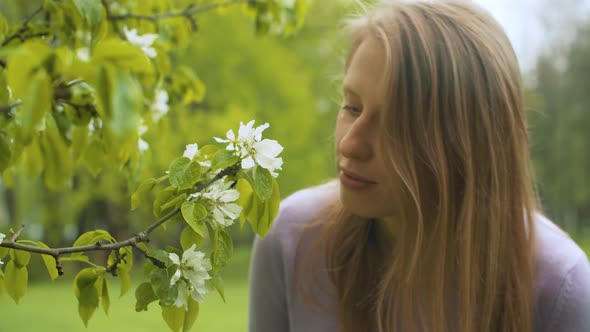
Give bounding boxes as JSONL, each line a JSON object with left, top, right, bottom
{"left": 342, "top": 104, "right": 362, "bottom": 115}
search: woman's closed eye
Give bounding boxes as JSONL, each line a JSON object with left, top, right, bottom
{"left": 342, "top": 104, "right": 362, "bottom": 116}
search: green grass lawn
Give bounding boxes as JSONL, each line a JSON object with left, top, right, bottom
{"left": 1, "top": 236, "right": 588, "bottom": 332}
{"left": 0, "top": 247, "right": 252, "bottom": 332}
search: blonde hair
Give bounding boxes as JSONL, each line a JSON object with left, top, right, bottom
{"left": 297, "top": 1, "right": 537, "bottom": 332}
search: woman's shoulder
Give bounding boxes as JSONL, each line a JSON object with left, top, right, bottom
{"left": 533, "top": 213, "right": 588, "bottom": 277}
{"left": 265, "top": 180, "right": 339, "bottom": 243}
{"left": 533, "top": 213, "right": 590, "bottom": 331}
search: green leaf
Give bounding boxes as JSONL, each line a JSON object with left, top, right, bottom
{"left": 0, "top": 132, "right": 11, "bottom": 173}
{"left": 119, "top": 246, "right": 133, "bottom": 272}
{"left": 211, "top": 227, "right": 233, "bottom": 272}
{"left": 72, "top": 0, "right": 103, "bottom": 29}
{"left": 102, "top": 277, "right": 110, "bottom": 315}
{"left": 93, "top": 39, "right": 154, "bottom": 74}
{"left": 160, "top": 294, "right": 199, "bottom": 332}
{"left": 0, "top": 245, "right": 8, "bottom": 259}
{"left": 61, "top": 255, "right": 90, "bottom": 263}
{"left": 23, "top": 135, "right": 43, "bottom": 177}
{"left": 254, "top": 166, "right": 273, "bottom": 200}
{"left": 135, "top": 282, "right": 158, "bottom": 312}
{"left": 209, "top": 274, "right": 225, "bottom": 303}
{"left": 74, "top": 268, "right": 99, "bottom": 326}
{"left": 82, "top": 138, "right": 105, "bottom": 177}
{"left": 36, "top": 242, "right": 58, "bottom": 280}
{"left": 131, "top": 178, "right": 158, "bottom": 210}
{"left": 180, "top": 226, "right": 204, "bottom": 251}
{"left": 183, "top": 297, "right": 200, "bottom": 332}
{"left": 73, "top": 230, "right": 114, "bottom": 248}
{"left": 235, "top": 178, "right": 254, "bottom": 227}
{"left": 136, "top": 242, "right": 150, "bottom": 254}
{"left": 9, "top": 248, "right": 31, "bottom": 268}
{"left": 40, "top": 114, "right": 73, "bottom": 190}
{"left": 181, "top": 201, "right": 207, "bottom": 236}
{"left": 160, "top": 193, "right": 188, "bottom": 212}
{"left": 5, "top": 41, "right": 51, "bottom": 99}
{"left": 119, "top": 269, "right": 130, "bottom": 297}
{"left": 72, "top": 125, "right": 89, "bottom": 161}
{"left": 248, "top": 177, "right": 281, "bottom": 237}
{"left": 161, "top": 304, "right": 184, "bottom": 332}
{"left": 151, "top": 268, "right": 172, "bottom": 300}
{"left": 196, "top": 144, "right": 218, "bottom": 161}
{"left": 153, "top": 186, "right": 176, "bottom": 219}
{"left": 17, "top": 70, "right": 52, "bottom": 144}
{"left": 169, "top": 157, "right": 201, "bottom": 190}
{"left": 211, "top": 149, "right": 238, "bottom": 170}
{"left": 143, "top": 260, "right": 157, "bottom": 278}
{"left": 5, "top": 261, "right": 27, "bottom": 303}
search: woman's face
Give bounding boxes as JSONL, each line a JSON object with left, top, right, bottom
{"left": 335, "top": 36, "right": 401, "bottom": 219}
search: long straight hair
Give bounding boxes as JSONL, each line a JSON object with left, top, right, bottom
{"left": 297, "top": 1, "right": 538, "bottom": 332}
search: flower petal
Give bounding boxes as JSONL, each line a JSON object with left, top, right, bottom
{"left": 255, "top": 139, "right": 283, "bottom": 157}
{"left": 169, "top": 253, "right": 180, "bottom": 265}
{"left": 183, "top": 143, "right": 199, "bottom": 160}
{"left": 219, "top": 189, "right": 240, "bottom": 203}
{"left": 241, "top": 156, "right": 255, "bottom": 169}
{"left": 212, "top": 207, "right": 225, "bottom": 226}
{"left": 174, "top": 281, "right": 189, "bottom": 309}
{"left": 170, "top": 269, "right": 182, "bottom": 286}
{"left": 253, "top": 123, "right": 270, "bottom": 141}
{"left": 220, "top": 203, "right": 242, "bottom": 220}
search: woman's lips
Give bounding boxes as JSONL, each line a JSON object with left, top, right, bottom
{"left": 339, "top": 170, "right": 377, "bottom": 190}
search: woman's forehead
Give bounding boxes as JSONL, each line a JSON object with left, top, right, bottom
{"left": 343, "top": 37, "right": 389, "bottom": 106}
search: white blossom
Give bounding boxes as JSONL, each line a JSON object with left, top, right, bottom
{"left": 76, "top": 47, "right": 90, "bottom": 62}
{"left": 214, "top": 120, "right": 284, "bottom": 177}
{"left": 138, "top": 121, "right": 149, "bottom": 153}
{"left": 0, "top": 233, "right": 5, "bottom": 265}
{"left": 88, "top": 118, "right": 103, "bottom": 135}
{"left": 123, "top": 26, "right": 158, "bottom": 58}
{"left": 277, "top": 0, "right": 296, "bottom": 8}
{"left": 190, "top": 178, "right": 242, "bottom": 227}
{"left": 151, "top": 89, "right": 169, "bottom": 121}
{"left": 183, "top": 143, "right": 199, "bottom": 160}
{"left": 169, "top": 244, "right": 212, "bottom": 306}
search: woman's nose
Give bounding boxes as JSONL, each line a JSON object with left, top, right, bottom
{"left": 338, "top": 116, "right": 375, "bottom": 161}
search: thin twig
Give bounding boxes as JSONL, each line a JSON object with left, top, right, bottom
{"left": 0, "top": 164, "right": 240, "bottom": 270}
{"left": 101, "top": 0, "right": 124, "bottom": 39}
{"left": 131, "top": 242, "right": 166, "bottom": 269}
{"left": 9, "top": 225, "right": 25, "bottom": 242}
{"left": 107, "top": 0, "right": 248, "bottom": 24}
{"left": 106, "top": 250, "right": 127, "bottom": 275}
{"left": 1, "top": 6, "right": 44, "bottom": 47}
{"left": 0, "top": 101, "right": 22, "bottom": 117}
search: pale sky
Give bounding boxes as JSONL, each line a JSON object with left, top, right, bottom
{"left": 472, "top": 0, "right": 590, "bottom": 71}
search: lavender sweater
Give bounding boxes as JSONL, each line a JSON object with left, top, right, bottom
{"left": 248, "top": 182, "right": 590, "bottom": 332}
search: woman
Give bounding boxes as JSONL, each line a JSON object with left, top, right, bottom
{"left": 248, "top": 1, "right": 590, "bottom": 331}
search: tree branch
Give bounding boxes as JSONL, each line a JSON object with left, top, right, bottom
{"left": 101, "top": 0, "right": 125, "bottom": 39}
{"left": 0, "top": 101, "right": 22, "bottom": 118}
{"left": 106, "top": 0, "right": 249, "bottom": 29}
{"left": 131, "top": 242, "right": 165, "bottom": 269}
{"left": 9, "top": 225, "right": 25, "bottom": 242}
{"left": 0, "top": 164, "right": 240, "bottom": 272}
{"left": 105, "top": 250, "right": 127, "bottom": 275}
{"left": 1, "top": 6, "right": 44, "bottom": 47}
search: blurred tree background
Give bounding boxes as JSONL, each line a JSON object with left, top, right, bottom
{"left": 0, "top": 0, "right": 588, "bottom": 329}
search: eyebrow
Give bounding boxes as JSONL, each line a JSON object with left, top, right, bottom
{"left": 342, "top": 84, "right": 361, "bottom": 98}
